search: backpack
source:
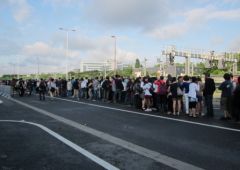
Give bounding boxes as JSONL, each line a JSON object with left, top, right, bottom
{"left": 39, "top": 82, "right": 46, "bottom": 91}
{"left": 158, "top": 82, "right": 167, "bottom": 95}
{"left": 72, "top": 81, "right": 78, "bottom": 89}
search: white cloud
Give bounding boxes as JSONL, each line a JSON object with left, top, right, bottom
{"left": 148, "top": 6, "right": 240, "bottom": 40}
{"left": 229, "top": 37, "right": 240, "bottom": 52}
{"left": 17, "top": 36, "right": 138, "bottom": 74}
{"left": 7, "top": 0, "right": 32, "bottom": 22}
{"left": 85, "top": 0, "right": 171, "bottom": 29}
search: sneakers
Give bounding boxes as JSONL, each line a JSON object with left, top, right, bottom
{"left": 145, "top": 108, "right": 152, "bottom": 112}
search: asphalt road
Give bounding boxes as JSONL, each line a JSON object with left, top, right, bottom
{"left": 0, "top": 95, "right": 240, "bottom": 170}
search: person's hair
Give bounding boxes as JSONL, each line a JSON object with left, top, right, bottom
{"left": 191, "top": 76, "right": 197, "bottom": 83}
{"left": 183, "top": 75, "right": 189, "bottom": 81}
{"left": 230, "top": 73, "right": 233, "bottom": 78}
{"left": 178, "top": 76, "right": 183, "bottom": 80}
{"left": 238, "top": 76, "right": 240, "bottom": 84}
{"left": 171, "top": 77, "right": 176, "bottom": 82}
{"left": 160, "top": 76, "right": 164, "bottom": 80}
{"left": 106, "top": 76, "right": 109, "bottom": 80}
{"left": 144, "top": 77, "right": 148, "bottom": 83}
{"left": 205, "top": 72, "right": 210, "bottom": 77}
{"left": 197, "top": 76, "right": 202, "bottom": 82}
{"left": 134, "top": 77, "right": 140, "bottom": 84}
{"left": 223, "top": 73, "right": 231, "bottom": 81}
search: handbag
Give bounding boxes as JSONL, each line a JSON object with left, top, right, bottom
{"left": 177, "top": 87, "right": 183, "bottom": 96}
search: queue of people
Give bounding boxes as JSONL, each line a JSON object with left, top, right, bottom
{"left": 5, "top": 72, "right": 240, "bottom": 122}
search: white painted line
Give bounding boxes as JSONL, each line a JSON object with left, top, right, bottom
{"left": 0, "top": 100, "right": 3, "bottom": 104}
{"left": 8, "top": 97, "right": 204, "bottom": 170}
{"left": 0, "top": 120, "right": 119, "bottom": 170}
{"left": 52, "top": 97, "right": 240, "bottom": 133}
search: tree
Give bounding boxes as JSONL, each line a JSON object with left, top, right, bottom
{"left": 135, "top": 58, "right": 141, "bottom": 68}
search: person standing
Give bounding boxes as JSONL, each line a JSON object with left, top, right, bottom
{"left": 196, "top": 77, "right": 204, "bottom": 116}
{"left": 203, "top": 73, "right": 216, "bottom": 117}
{"left": 48, "top": 78, "right": 56, "bottom": 100}
{"left": 232, "top": 76, "right": 240, "bottom": 122}
{"left": 158, "top": 76, "right": 168, "bottom": 113}
{"left": 115, "top": 75, "right": 124, "bottom": 103}
{"left": 67, "top": 79, "right": 72, "bottom": 97}
{"left": 218, "top": 73, "right": 233, "bottom": 120}
{"left": 38, "top": 79, "right": 46, "bottom": 101}
{"left": 93, "top": 77, "right": 100, "bottom": 101}
{"left": 169, "top": 77, "right": 183, "bottom": 116}
{"left": 182, "top": 75, "right": 190, "bottom": 115}
{"left": 72, "top": 79, "right": 79, "bottom": 100}
{"left": 143, "top": 77, "right": 153, "bottom": 112}
{"left": 188, "top": 77, "right": 200, "bottom": 117}
{"left": 18, "top": 78, "right": 25, "bottom": 97}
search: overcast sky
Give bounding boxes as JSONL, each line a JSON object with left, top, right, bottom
{"left": 0, "top": 0, "right": 240, "bottom": 75}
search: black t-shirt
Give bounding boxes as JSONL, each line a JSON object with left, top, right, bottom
{"left": 170, "top": 82, "right": 178, "bottom": 97}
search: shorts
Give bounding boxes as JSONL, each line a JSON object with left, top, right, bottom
{"left": 197, "top": 95, "right": 203, "bottom": 102}
{"left": 220, "top": 97, "right": 231, "bottom": 112}
{"left": 172, "top": 95, "right": 182, "bottom": 100}
{"left": 189, "top": 101, "right": 197, "bottom": 109}
{"left": 144, "top": 95, "right": 152, "bottom": 99}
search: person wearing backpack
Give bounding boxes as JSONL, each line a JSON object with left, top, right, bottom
{"left": 133, "top": 77, "right": 143, "bottom": 109}
{"left": 38, "top": 79, "right": 46, "bottom": 101}
{"left": 169, "top": 77, "right": 183, "bottom": 116}
{"left": 102, "top": 76, "right": 111, "bottom": 102}
{"left": 72, "top": 79, "right": 79, "bottom": 100}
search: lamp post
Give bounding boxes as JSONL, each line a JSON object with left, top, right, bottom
{"left": 111, "top": 35, "right": 117, "bottom": 75}
{"left": 59, "top": 27, "right": 76, "bottom": 80}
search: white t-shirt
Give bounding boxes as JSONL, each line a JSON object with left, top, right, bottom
{"left": 81, "top": 79, "right": 88, "bottom": 88}
{"left": 188, "top": 82, "right": 199, "bottom": 99}
{"left": 67, "top": 81, "right": 72, "bottom": 91}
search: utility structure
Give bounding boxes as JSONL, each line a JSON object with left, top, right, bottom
{"left": 111, "top": 35, "right": 117, "bottom": 75}
{"left": 59, "top": 27, "right": 76, "bottom": 80}
{"left": 162, "top": 45, "right": 238, "bottom": 75}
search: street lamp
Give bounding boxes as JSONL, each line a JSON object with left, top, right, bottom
{"left": 111, "top": 35, "right": 117, "bottom": 75}
{"left": 59, "top": 27, "right": 76, "bottom": 80}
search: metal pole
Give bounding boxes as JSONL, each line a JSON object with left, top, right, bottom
{"left": 17, "top": 55, "right": 19, "bottom": 79}
{"left": 59, "top": 28, "right": 76, "bottom": 80}
{"left": 66, "top": 31, "right": 69, "bottom": 80}
{"left": 37, "top": 56, "right": 39, "bottom": 80}
{"left": 111, "top": 36, "right": 117, "bottom": 75}
{"left": 185, "top": 54, "right": 190, "bottom": 75}
{"left": 144, "top": 58, "right": 147, "bottom": 76}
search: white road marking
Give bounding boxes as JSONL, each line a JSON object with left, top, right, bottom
{"left": 53, "top": 97, "right": 240, "bottom": 133}
{"left": 0, "top": 100, "right": 3, "bottom": 104}
{"left": 0, "top": 120, "right": 119, "bottom": 170}
{"left": 8, "top": 97, "right": 204, "bottom": 170}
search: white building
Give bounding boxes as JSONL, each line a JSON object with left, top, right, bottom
{"left": 80, "top": 61, "right": 114, "bottom": 72}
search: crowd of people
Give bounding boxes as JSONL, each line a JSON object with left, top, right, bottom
{"left": 4, "top": 72, "right": 240, "bottom": 122}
